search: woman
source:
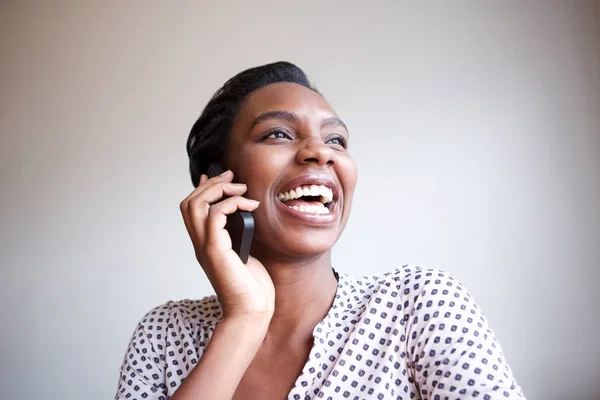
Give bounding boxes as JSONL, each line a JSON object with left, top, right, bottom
{"left": 115, "top": 62, "right": 524, "bottom": 400}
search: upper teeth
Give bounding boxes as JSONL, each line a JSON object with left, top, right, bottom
{"left": 277, "top": 185, "right": 333, "bottom": 203}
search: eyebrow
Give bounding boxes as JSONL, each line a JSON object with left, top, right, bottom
{"left": 321, "top": 117, "right": 348, "bottom": 133}
{"left": 249, "top": 111, "right": 299, "bottom": 130}
{"left": 249, "top": 111, "right": 349, "bottom": 134}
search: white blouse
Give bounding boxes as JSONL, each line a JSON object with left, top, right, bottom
{"left": 115, "top": 265, "right": 525, "bottom": 399}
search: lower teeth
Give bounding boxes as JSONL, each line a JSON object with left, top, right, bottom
{"left": 288, "top": 204, "right": 330, "bottom": 214}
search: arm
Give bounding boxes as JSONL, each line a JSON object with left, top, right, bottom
{"left": 169, "top": 317, "right": 267, "bottom": 400}
{"left": 114, "top": 312, "right": 168, "bottom": 400}
{"left": 172, "top": 171, "right": 275, "bottom": 399}
{"left": 403, "top": 270, "right": 525, "bottom": 399}
{"left": 115, "top": 171, "right": 275, "bottom": 400}
{"left": 114, "top": 306, "right": 269, "bottom": 400}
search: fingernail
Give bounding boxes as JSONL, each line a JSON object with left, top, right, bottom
{"left": 221, "top": 170, "right": 232, "bottom": 176}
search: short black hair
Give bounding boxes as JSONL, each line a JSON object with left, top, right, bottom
{"left": 186, "top": 61, "right": 320, "bottom": 187}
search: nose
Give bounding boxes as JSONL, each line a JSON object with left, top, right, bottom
{"left": 296, "top": 138, "right": 334, "bottom": 166}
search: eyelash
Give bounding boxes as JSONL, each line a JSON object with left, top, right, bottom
{"left": 260, "top": 129, "right": 349, "bottom": 149}
{"left": 260, "top": 129, "right": 292, "bottom": 141}
{"left": 327, "top": 135, "right": 348, "bottom": 149}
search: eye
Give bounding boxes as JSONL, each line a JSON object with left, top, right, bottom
{"left": 326, "top": 135, "right": 348, "bottom": 149}
{"left": 260, "top": 129, "right": 292, "bottom": 141}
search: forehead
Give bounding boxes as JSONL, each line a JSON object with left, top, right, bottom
{"left": 235, "top": 82, "right": 338, "bottom": 125}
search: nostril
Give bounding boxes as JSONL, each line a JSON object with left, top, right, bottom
{"left": 303, "top": 157, "right": 320, "bottom": 163}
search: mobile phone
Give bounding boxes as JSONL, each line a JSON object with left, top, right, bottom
{"left": 207, "top": 163, "right": 254, "bottom": 264}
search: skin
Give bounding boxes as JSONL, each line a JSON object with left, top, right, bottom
{"left": 175, "top": 82, "right": 358, "bottom": 400}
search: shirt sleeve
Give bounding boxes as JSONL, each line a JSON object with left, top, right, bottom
{"left": 401, "top": 269, "right": 525, "bottom": 399}
{"left": 114, "top": 307, "right": 169, "bottom": 400}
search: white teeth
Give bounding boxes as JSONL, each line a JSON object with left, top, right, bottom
{"left": 277, "top": 184, "right": 334, "bottom": 204}
{"left": 288, "top": 203, "right": 330, "bottom": 215}
{"left": 319, "top": 186, "right": 333, "bottom": 203}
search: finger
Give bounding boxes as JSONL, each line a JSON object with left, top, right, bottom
{"left": 189, "top": 181, "right": 248, "bottom": 209}
{"left": 180, "top": 171, "right": 235, "bottom": 229}
{"left": 181, "top": 176, "right": 207, "bottom": 235}
{"left": 182, "top": 170, "right": 233, "bottom": 207}
{"left": 210, "top": 196, "right": 260, "bottom": 216}
{"left": 184, "top": 182, "right": 250, "bottom": 244}
{"left": 206, "top": 196, "right": 260, "bottom": 242}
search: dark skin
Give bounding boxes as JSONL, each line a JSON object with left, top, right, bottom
{"left": 225, "top": 82, "right": 357, "bottom": 399}
{"left": 226, "top": 82, "right": 357, "bottom": 262}
{"left": 177, "top": 82, "right": 357, "bottom": 400}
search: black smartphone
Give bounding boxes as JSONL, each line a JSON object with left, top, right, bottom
{"left": 207, "top": 164, "right": 254, "bottom": 264}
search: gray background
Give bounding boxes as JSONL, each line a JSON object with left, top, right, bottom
{"left": 1, "top": 1, "right": 599, "bottom": 399}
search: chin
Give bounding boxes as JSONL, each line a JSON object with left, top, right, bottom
{"left": 286, "top": 238, "right": 336, "bottom": 259}
{"left": 253, "top": 229, "right": 339, "bottom": 260}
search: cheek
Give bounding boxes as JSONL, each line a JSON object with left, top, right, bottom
{"left": 232, "top": 147, "right": 287, "bottom": 199}
{"left": 341, "top": 157, "right": 358, "bottom": 200}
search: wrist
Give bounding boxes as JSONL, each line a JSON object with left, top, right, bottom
{"left": 217, "top": 315, "right": 271, "bottom": 342}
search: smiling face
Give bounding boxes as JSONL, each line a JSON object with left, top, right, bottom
{"left": 224, "top": 82, "right": 358, "bottom": 261}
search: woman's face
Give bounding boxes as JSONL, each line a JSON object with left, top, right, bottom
{"left": 225, "top": 82, "right": 357, "bottom": 261}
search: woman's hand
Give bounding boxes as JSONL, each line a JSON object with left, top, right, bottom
{"left": 180, "top": 170, "right": 275, "bottom": 325}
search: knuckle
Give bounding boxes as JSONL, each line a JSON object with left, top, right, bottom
{"left": 208, "top": 204, "right": 221, "bottom": 216}
{"left": 188, "top": 196, "right": 202, "bottom": 208}
{"left": 179, "top": 200, "right": 188, "bottom": 212}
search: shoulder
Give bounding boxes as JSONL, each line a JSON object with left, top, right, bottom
{"left": 346, "top": 265, "right": 496, "bottom": 359}
{"left": 338, "top": 265, "right": 479, "bottom": 327}
{"left": 379, "top": 264, "right": 463, "bottom": 291}
{"left": 351, "top": 268, "right": 524, "bottom": 397}
{"left": 116, "top": 297, "right": 222, "bottom": 399}
{"left": 340, "top": 264, "right": 467, "bottom": 303}
{"left": 123, "top": 296, "right": 222, "bottom": 372}
{"left": 133, "top": 295, "right": 222, "bottom": 341}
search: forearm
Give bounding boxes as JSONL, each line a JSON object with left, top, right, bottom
{"left": 170, "top": 317, "right": 268, "bottom": 400}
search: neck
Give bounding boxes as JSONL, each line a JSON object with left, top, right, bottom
{"left": 256, "top": 250, "right": 339, "bottom": 347}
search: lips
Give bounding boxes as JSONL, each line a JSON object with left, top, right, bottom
{"left": 275, "top": 174, "right": 340, "bottom": 217}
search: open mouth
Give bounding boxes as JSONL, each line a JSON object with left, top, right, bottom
{"left": 277, "top": 185, "right": 334, "bottom": 215}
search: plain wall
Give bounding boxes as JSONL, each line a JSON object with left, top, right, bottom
{"left": 1, "top": 1, "right": 599, "bottom": 399}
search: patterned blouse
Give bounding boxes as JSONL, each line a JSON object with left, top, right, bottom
{"left": 115, "top": 265, "right": 525, "bottom": 399}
